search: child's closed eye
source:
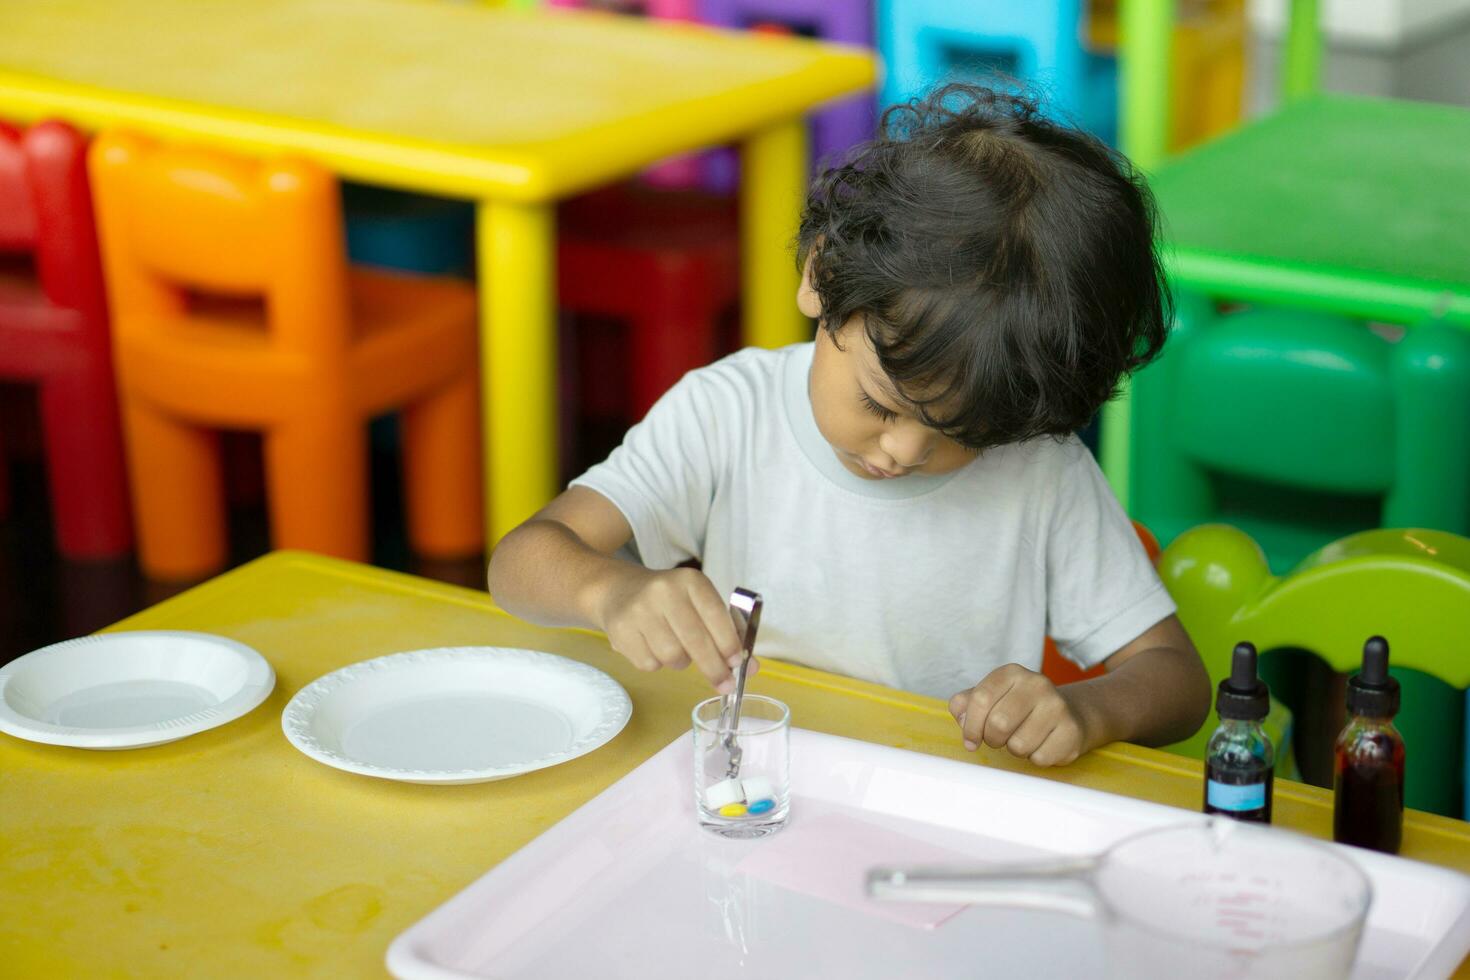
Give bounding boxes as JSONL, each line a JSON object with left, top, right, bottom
{"left": 859, "top": 390, "right": 899, "bottom": 423}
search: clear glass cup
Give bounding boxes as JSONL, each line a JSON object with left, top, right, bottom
{"left": 692, "top": 694, "right": 790, "bottom": 839}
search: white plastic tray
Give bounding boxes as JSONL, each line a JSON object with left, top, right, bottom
{"left": 387, "top": 729, "right": 1470, "bottom": 980}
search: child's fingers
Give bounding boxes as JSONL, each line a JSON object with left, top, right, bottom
{"left": 981, "top": 688, "right": 1037, "bottom": 749}
{"left": 665, "top": 604, "right": 734, "bottom": 693}
{"left": 1027, "top": 726, "right": 1083, "bottom": 768}
{"left": 957, "top": 670, "right": 1020, "bottom": 749}
{"left": 641, "top": 618, "right": 691, "bottom": 671}
{"left": 1002, "top": 705, "right": 1058, "bottom": 760}
{"left": 613, "top": 631, "right": 660, "bottom": 672}
{"left": 687, "top": 577, "right": 744, "bottom": 662}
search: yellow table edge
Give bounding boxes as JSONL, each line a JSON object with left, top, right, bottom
{"left": 110, "top": 550, "right": 1470, "bottom": 853}
{"left": 1, "top": 548, "right": 1457, "bottom": 977}
{"left": 0, "top": 47, "right": 874, "bottom": 202}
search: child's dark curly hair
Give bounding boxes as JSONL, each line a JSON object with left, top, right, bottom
{"left": 797, "top": 83, "right": 1170, "bottom": 450}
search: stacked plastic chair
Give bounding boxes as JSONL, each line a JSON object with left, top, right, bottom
{"left": 880, "top": 0, "right": 1098, "bottom": 125}
{"left": 553, "top": 0, "right": 875, "bottom": 187}
{"left": 558, "top": 183, "right": 739, "bottom": 420}
{"left": 691, "top": 0, "right": 874, "bottom": 186}
{"left": 1130, "top": 294, "right": 1470, "bottom": 572}
{"left": 1161, "top": 524, "right": 1470, "bottom": 818}
{"left": 878, "top": 0, "right": 1245, "bottom": 150}
{"left": 0, "top": 120, "right": 131, "bottom": 559}
{"left": 89, "top": 132, "right": 482, "bottom": 580}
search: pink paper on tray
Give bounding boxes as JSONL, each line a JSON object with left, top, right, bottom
{"left": 736, "top": 810, "right": 970, "bottom": 930}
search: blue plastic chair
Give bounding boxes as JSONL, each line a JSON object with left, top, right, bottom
{"left": 876, "top": 0, "right": 1116, "bottom": 141}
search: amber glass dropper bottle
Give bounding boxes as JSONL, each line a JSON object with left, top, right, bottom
{"left": 1333, "top": 636, "right": 1405, "bottom": 854}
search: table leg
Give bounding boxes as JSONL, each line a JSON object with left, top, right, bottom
{"left": 478, "top": 198, "right": 557, "bottom": 548}
{"left": 1110, "top": 0, "right": 1176, "bottom": 510}
{"left": 1119, "top": 0, "right": 1175, "bottom": 174}
{"left": 1100, "top": 382, "right": 1133, "bottom": 510}
{"left": 1284, "top": 0, "right": 1322, "bottom": 102}
{"left": 741, "top": 118, "right": 811, "bottom": 349}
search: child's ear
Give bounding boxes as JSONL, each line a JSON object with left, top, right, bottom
{"left": 797, "top": 253, "right": 822, "bottom": 320}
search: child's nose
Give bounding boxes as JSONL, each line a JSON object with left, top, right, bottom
{"left": 880, "top": 425, "right": 934, "bottom": 469}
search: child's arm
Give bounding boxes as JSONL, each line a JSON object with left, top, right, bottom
{"left": 947, "top": 615, "right": 1211, "bottom": 766}
{"left": 488, "top": 486, "right": 744, "bottom": 693}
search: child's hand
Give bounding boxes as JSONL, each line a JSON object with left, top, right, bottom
{"left": 595, "top": 566, "right": 748, "bottom": 693}
{"left": 948, "top": 665, "right": 1091, "bottom": 767}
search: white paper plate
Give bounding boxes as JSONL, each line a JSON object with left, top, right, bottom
{"left": 0, "top": 630, "right": 275, "bottom": 750}
{"left": 281, "top": 647, "right": 633, "bottom": 784}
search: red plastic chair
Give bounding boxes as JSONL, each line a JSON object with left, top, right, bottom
{"left": 0, "top": 120, "right": 131, "bottom": 558}
{"left": 1041, "top": 520, "right": 1162, "bottom": 685}
{"left": 558, "top": 183, "right": 739, "bottom": 419}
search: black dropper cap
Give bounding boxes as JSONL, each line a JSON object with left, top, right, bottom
{"left": 1347, "top": 636, "right": 1400, "bottom": 718}
{"left": 1216, "top": 642, "right": 1269, "bottom": 721}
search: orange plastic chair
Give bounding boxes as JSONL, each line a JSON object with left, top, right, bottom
{"left": 89, "top": 132, "right": 481, "bottom": 580}
{"left": 1042, "top": 520, "right": 1162, "bottom": 685}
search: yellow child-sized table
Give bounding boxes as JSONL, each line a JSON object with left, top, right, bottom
{"left": 0, "top": 0, "right": 875, "bottom": 545}
{"left": 4, "top": 550, "right": 1470, "bottom": 977}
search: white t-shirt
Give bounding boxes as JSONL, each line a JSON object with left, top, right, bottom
{"left": 571, "top": 343, "right": 1175, "bottom": 700}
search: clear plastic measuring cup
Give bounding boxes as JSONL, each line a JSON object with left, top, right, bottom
{"left": 868, "top": 819, "right": 1371, "bottom": 979}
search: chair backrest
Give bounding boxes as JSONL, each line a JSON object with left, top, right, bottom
{"left": 1135, "top": 295, "right": 1470, "bottom": 564}
{"left": 88, "top": 130, "right": 351, "bottom": 354}
{"left": 0, "top": 123, "right": 39, "bottom": 251}
{"left": 878, "top": 0, "right": 1090, "bottom": 117}
{"left": 1168, "top": 304, "right": 1395, "bottom": 493}
{"left": 0, "top": 120, "right": 106, "bottom": 317}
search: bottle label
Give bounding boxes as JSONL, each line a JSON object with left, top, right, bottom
{"left": 1207, "top": 779, "right": 1266, "bottom": 812}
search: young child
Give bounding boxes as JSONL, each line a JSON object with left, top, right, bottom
{"left": 489, "top": 84, "right": 1212, "bottom": 767}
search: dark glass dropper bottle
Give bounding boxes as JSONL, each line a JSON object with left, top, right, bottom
{"left": 1203, "top": 642, "right": 1274, "bottom": 823}
{"left": 1334, "top": 636, "right": 1405, "bottom": 854}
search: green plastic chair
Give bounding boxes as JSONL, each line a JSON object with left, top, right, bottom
{"left": 1131, "top": 295, "right": 1470, "bottom": 573}
{"left": 1160, "top": 524, "right": 1470, "bottom": 817}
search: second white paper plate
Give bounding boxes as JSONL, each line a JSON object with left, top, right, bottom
{"left": 282, "top": 646, "right": 632, "bottom": 784}
{"left": 0, "top": 630, "right": 274, "bottom": 750}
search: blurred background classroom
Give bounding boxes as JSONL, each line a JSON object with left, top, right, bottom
{"left": 2, "top": 0, "right": 1469, "bottom": 817}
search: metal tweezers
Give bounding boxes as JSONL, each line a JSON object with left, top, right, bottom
{"left": 715, "top": 587, "right": 763, "bottom": 780}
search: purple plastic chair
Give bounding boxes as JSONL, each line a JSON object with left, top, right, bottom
{"left": 548, "top": 0, "right": 876, "bottom": 189}
{"left": 545, "top": 0, "right": 706, "bottom": 187}
{"left": 696, "top": 0, "right": 876, "bottom": 188}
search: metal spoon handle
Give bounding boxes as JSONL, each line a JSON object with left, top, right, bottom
{"left": 718, "top": 587, "right": 762, "bottom": 744}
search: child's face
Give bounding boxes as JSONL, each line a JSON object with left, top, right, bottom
{"left": 799, "top": 265, "right": 977, "bottom": 481}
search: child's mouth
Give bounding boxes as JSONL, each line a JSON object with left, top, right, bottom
{"left": 856, "top": 457, "right": 904, "bottom": 479}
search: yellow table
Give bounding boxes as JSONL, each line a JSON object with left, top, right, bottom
{"left": 4, "top": 551, "right": 1469, "bottom": 977}
{"left": 0, "top": 0, "right": 875, "bottom": 543}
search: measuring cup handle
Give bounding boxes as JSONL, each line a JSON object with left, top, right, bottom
{"left": 866, "top": 859, "right": 1102, "bottom": 920}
